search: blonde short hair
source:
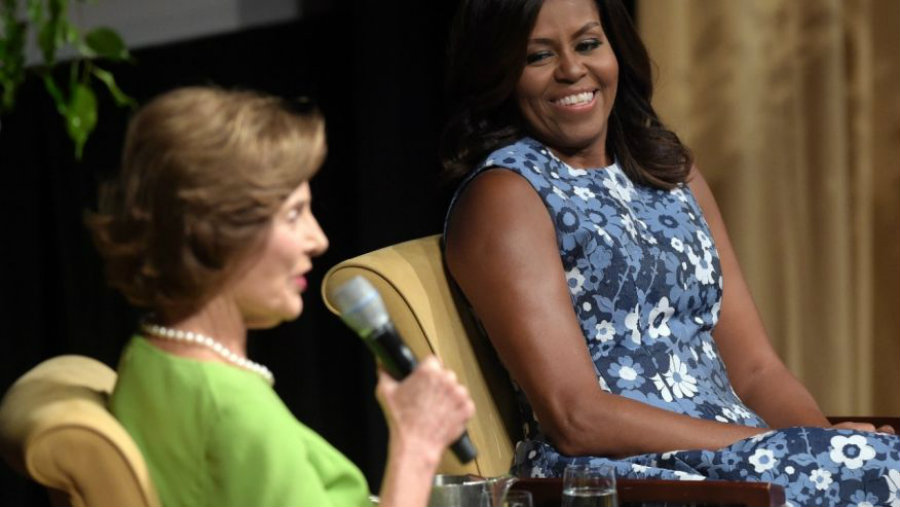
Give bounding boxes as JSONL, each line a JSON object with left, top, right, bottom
{"left": 88, "top": 86, "right": 326, "bottom": 319}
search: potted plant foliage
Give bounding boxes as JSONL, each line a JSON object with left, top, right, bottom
{"left": 1, "top": 0, "right": 134, "bottom": 159}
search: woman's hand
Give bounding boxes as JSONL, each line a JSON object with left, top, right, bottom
{"left": 376, "top": 356, "right": 475, "bottom": 467}
{"left": 831, "top": 421, "right": 897, "bottom": 434}
{"left": 376, "top": 357, "right": 475, "bottom": 507}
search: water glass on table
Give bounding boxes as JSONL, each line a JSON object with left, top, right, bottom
{"left": 561, "top": 463, "right": 618, "bottom": 507}
{"left": 503, "top": 489, "right": 533, "bottom": 507}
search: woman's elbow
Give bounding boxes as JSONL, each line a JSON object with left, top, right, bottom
{"left": 551, "top": 431, "right": 593, "bottom": 456}
{"left": 541, "top": 407, "right": 606, "bottom": 456}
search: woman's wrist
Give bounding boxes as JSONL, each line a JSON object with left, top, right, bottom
{"left": 378, "top": 436, "right": 442, "bottom": 507}
{"left": 386, "top": 432, "right": 443, "bottom": 472}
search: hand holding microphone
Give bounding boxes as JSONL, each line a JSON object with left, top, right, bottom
{"left": 331, "top": 276, "right": 478, "bottom": 464}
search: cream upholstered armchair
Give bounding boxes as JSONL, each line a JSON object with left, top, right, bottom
{"left": 0, "top": 355, "right": 160, "bottom": 507}
{"left": 322, "top": 234, "right": 522, "bottom": 477}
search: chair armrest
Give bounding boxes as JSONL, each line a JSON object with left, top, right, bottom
{"left": 0, "top": 356, "right": 160, "bottom": 507}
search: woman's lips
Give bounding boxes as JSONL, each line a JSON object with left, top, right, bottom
{"left": 551, "top": 90, "right": 597, "bottom": 110}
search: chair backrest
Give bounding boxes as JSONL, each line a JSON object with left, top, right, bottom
{"left": 0, "top": 355, "right": 161, "bottom": 507}
{"left": 322, "top": 234, "right": 522, "bottom": 477}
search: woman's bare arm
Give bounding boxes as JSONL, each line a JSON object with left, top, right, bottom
{"left": 687, "top": 167, "right": 831, "bottom": 428}
{"left": 689, "top": 168, "right": 894, "bottom": 434}
{"left": 445, "top": 169, "right": 766, "bottom": 457}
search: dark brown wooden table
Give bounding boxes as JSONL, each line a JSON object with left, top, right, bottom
{"left": 511, "top": 477, "right": 786, "bottom": 507}
{"left": 507, "top": 418, "right": 899, "bottom": 507}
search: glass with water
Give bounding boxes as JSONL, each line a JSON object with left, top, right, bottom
{"left": 561, "top": 463, "right": 618, "bottom": 507}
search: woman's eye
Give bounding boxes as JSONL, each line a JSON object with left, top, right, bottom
{"left": 525, "top": 51, "right": 552, "bottom": 64}
{"left": 285, "top": 201, "right": 310, "bottom": 224}
{"left": 576, "top": 38, "right": 602, "bottom": 53}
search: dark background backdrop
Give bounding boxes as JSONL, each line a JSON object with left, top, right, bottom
{"left": 0, "top": 1, "right": 634, "bottom": 504}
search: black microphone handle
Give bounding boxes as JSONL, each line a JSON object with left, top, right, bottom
{"left": 366, "top": 325, "right": 478, "bottom": 464}
{"left": 449, "top": 432, "right": 478, "bottom": 464}
{"left": 367, "top": 326, "right": 419, "bottom": 378}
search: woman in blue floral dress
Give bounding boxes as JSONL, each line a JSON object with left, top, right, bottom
{"left": 440, "top": 0, "right": 900, "bottom": 506}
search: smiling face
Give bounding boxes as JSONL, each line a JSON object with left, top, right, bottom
{"left": 515, "top": 0, "right": 618, "bottom": 166}
{"left": 226, "top": 181, "right": 329, "bottom": 329}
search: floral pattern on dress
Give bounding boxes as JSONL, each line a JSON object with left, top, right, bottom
{"left": 446, "top": 137, "right": 900, "bottom": 507}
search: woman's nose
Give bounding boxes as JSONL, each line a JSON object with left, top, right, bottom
{"left": 555, "top": 50, "right": 587, "bottom": 82}
{"left": 305, "top": 213, "right": 329, "bottom": 257}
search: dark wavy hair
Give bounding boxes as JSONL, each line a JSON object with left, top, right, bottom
{"left": 86, "top": 86, "right": 326, "bottom": 321}
{"left": 440, "top": 0, "right": 692, "bottom": 189}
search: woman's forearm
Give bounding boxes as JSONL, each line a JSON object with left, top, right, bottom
{"left": 377, "top": 436, "right": 441, "bottom": 507}
{"left": 544, "top": 389, "right": 768, "bottom": 457}
{"left": 737, "top": 363, "right": 830, "bottom": 428}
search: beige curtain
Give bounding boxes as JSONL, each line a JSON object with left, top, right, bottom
{"left": 637, "top": 0, "right": 899, "bottom": 416}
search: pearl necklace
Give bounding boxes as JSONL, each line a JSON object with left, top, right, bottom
{"left": 141, "top": 322, "right": 275, "bottom": 386}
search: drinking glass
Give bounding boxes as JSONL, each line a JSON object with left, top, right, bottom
{"left": 561, "top": 463, "right": 618, "bottom": 507}
{"left": 503, "top": 490, "right": 533, "bottom": 507}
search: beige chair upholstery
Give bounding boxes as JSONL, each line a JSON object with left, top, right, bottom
{"left": 322, "top": 234, "right": 522, "bottom": 477}
{"left": 0, "top": 355, "right": 160, "bottom": 507}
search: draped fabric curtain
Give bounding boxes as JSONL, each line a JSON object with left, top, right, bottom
{"left": 637, "top": 0, "right": 899, "bottom": 416}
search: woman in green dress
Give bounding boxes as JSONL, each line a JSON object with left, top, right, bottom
{"left": 89, "top": 86, "right": 474, "bottom": 507}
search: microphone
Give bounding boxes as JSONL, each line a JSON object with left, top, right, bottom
{"left": 330, "top": 275, "right": 478, "bottom": 464}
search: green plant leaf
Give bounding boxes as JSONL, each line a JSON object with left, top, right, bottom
{"left": 36, "top": 0, "right": 69, "bottom": 64}
{"left": 2, "top": 12, "right": 28, "bottom": 56}
{"left": 5, "top": 0, "right": 132, "bottom": 162}
{"left": 91, "top": 66, "right": 135, "bottom": 107}
{"left": 26, "top": 0, "right": 43, "bottom": 25}
{"left": 37, "top": 15, "right": 61, "bottom": 63}
{"left": 37, "top": 24, "right": 54, "bottom": 64}
{"left": 0, "top": 18, "right": 27, "bottom": 111}
{"left": 42, "top": 74, "right": 66, "bottom": 114}
{"left": 49, "top": 0, "right": 67, "bottom": 18}
{"left": 2, "top": 80, "right": 19, "bottom": 111}
{"left": 65, "top": 82, "right": 97, "bottom": 159}
{"left": 84, "top": 27, "right": 130, "bottom": 61}
{"left": 65, "top": 20, "right": 79, "bottom": 44}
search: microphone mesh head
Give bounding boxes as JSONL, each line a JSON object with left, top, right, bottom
{"left": 330, "top": 276, "right": 390, "bottom": 338}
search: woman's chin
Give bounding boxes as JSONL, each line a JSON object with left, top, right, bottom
{"left": 244, "top": 306, "right": 303, "bottom": 330}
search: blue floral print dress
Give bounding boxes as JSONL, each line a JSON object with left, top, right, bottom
{"left": 445, "top": 137, "right": 900, "bottom": 507}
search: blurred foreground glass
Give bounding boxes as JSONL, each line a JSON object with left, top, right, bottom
{"left": 428, "top": 474, "right": 517, "bottom": 507}
{"left": 503, "top": 489, "right": 533, "bottom": 507}
{"left": 561, "top": 463, "right": 618, "bottom": 507}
